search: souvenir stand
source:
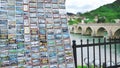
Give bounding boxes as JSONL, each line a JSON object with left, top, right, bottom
{"left": 0, "top": 0, "right": 75, "bottom": 68}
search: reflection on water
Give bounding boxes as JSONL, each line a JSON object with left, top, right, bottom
{"left": 70, "top": 33, "right": 120, "bottom": 65}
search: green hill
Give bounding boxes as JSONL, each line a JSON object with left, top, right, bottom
{"left": 81, "top": 0, "right": 120, "bottom": 23}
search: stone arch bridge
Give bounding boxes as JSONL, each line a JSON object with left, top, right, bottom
{"left": 69, "top": 23, "right": 120, "bottom": 38}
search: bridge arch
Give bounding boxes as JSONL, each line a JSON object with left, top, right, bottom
{"left": 72, "top": 27, "right": 74, "bottom": 32}
{"left": 114, "top": 28, "right": 120, "bottom": 38}
{"left": 97, "top": 27, "right": 108, "bottom": 37}
{"left": 85, "top": 27, "right": 92, "bottom": 35}
{"left": 77, "top": 26, "right": 82, "bottom": 34}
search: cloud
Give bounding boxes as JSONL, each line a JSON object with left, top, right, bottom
{"left": 65, "top": 0, "right": 116, "bottom": 14}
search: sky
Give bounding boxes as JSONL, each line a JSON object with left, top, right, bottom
{"left": 66, "top": 0, "right": 116, "bottom": 14}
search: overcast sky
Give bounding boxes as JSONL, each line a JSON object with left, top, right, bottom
{"left": 65, "top": 0, "right": 116, "bottom": 14}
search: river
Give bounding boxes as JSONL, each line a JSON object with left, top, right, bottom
{"left": 70, "top": 33, "right": 120, "bottom": 65}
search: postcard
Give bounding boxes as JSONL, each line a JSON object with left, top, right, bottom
{"left": 16, "top": 35, "right": 24, "bottom": 39}
{"left": 66, "top": 56, "right": 74, "bottom": 63}
{"left": 61, "top": 18, "right": 67, "bottom": 23}
{"left": 46, "top": 18, "right": 53, "bottom": 23}
{"left": 39, "top": 40, "right": 47, "bottom": 46}
{"left": 62, "top": 28, "right": 68, "bottom": 33}
{"left": 59, "top": 64, "right": 66, "bottom": 68}
{"left": 30, "top": 8, "right": 36, "bottom": 12}
{"left": 40, "top": 58, "right": 49, "bottom": 65}
{"left": 49, "top": 52, "right": 57, "bottom": 58}
{"left": 8, "top": 29, "right": 16, "bottom": 34}
{"left": 32, "top": 59, "right": 40, "bottom": 66}
{"left": 23, "top": 12, "right": 29, "bottom": 20}
{"left": 59, "top": 9, "right": 66, "bottom": 14}
{"left": 56, "top": 46, "right": 64, "bottom": 51}
{"left": 49, "top": 58, "right": 57, "bottom": 64}
{"left": 64, "top": 44, "right": 71, "bottom": 50}
{"left": 47, "top": 34, "right": 54, "bottom": 40}
{"left": 60, "top": 14, "right": 66, "bottom": 18}
{"left": 50, "top": 65, "right": 57, "bottom": 68}
{"left": 54, "top": 29, "right": 62, "bottom": 34}
{"left": 24, "top": 27, "right": 30, "bottom": 34}
{"left": 29, "top": 0, "right": 37, "bottom": 2}
{"left": 16, "top": 24, "right": 24, "bottom": 30}
{"left": 55, "top": 34, "right": 62, "bottom": 39}
{"left": 23, "top": 5, "right": 28, "bottom": 11}
{"left": 37, "top": 13, "right": 44, "bottom": 18}
{"left": 30, "top": 13, "right": 37, "bottom": 17}
{"left": 31, "top": 53, "right": 39, "bottom": 59}
{"left": 0, "top": 29, "right": 7, "bottom": 34}
{"left": 58, "top": 52, "right": 65, "bottom": 57}
{"left": 39, "top": 46, "right": 47, "bottom": 52}
{"left": 29, "top": 3, "right": 36, "bottom": 7}
{"left": 56, "top": 40, "right": 63, "bottom": 45}
{"left": 30, "top": 24, "right": 37, "bottom": 28}
{"left": 47, "top": 29, "right": 54, "bottom": 34}
{"left": 66, "top": 63, "right": 75, "bottom": 68}
{"left": 39, "top": 29, "right": 46, "bottom": 35}
{"left": 54, "top": 24, "right": 61, "bottom": 28}
{"left": 16, "top": 29, "right": 24, "bottom": 34}
{"left": 24, "top": 35, "right": 30, "bottom": 42}
{"left": 16, "top": 16, "right": 23, "bottom": 24}
{"left": 39, "top": 24, "right": 45, "bottom": 28}
{"left": 59, "top": 0, "right": 65, "bottom": 3}
{"left": 52, "top": 4, "right": 58, "bottom": 9}
{"left": 47, "top": 40, "right": 55, "bottom": 46}
{"left": 23, "top": 0, "right": 28, "bottom": 3}
{"left": 41, "top": 65, "right": 49, "bottom": 68}
{"left": 54, "top": 18, "right": 60, "bottom": 23}
{"left": 8, "top": 0, "right": 15, "bottom": 5}
{"left": 45, "top": 13, "right": 52, "bottom": 18}
{"left": 37, "top": 0, "right": 44, "bottom": 2}
{"left": 8, "top": 11, "right": 15, "bottom": 16}
{"left": 45, "top": 3, "right": 51, "bottom": 8}
{"left": 16, "top": 2, "right": 22, "bottom": 6}
{"left": 37, "top": 8, "right": 44, "bottom": 13}
{"left": 33, "top": 66, "right": 40, "bottom": 68}
{"left": 63, "top": 33, "right": 70, "bottom": 39}
{"left": 53, "top": 9, "right": 59, "bottom": 14}
{"left": 8, "top": 34, "right": 15, "bottom": 39}
{"left": 1, "top": 61, "right": 10, "bottom": 67}
{"left": 65, "top": 51, "right": 73, "bottom": 57}
{"left": 26, "top": 58, "right": 32, "bottom": 65}
{"left": 18, "top": 59, "right": 26, "bottom": 65}
{"left": 0, "top": 20, "right": 7, "bottom": 24}
{"left": 63, "top": 39, "right": 70, "bottom": 44}
{"left": 26, "top": 66, "right": 33, "bottom": 68}
{"left": 31, "top": 28, "right": 38, "bottom": 35}
{"left": 17, "top": 52, "right": 25, "bottom": 57}
{"left": 58, "top": 57, "right": 65, "bottom": 64}
{"left": 53, "top": 14, "right": 59, "bottom": 18}
{"left": 48, "top": 46, "right": 56, "bottom": 52}
{"left": 62, "top": 24, "right": 68, "bottom": 28}
{"left": 37, "top": 2, "right": 43, "bottom": 8}
{"left": 24, "top": 19, "right": 29, "bottom": 26}
{"left": 31, "top": 35, "right": 39, "bottom": 41}
{"left": 59, "top": 4, "right": 65, "bottom": 9}
{"left": 40, "top": 52, "right": 48, "bottom": 58}
{"left": 30, "top": 18, "right": 38, "bottom": 23}
{"left": 38, "top": 19, "right": 45, "bottom": 23}
{"left": 46, "top": 24, "right": 53, "bottom": 28}
{"left": 31, "top": 47, "right": 39, "bottom": 53}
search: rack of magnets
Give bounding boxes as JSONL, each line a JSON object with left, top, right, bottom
{"left": 0, "top": 0, "right": 75, "bottom": 68}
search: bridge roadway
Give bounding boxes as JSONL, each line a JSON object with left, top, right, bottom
{"left": 69, "top": 23, "right": 120, "bottom": 38}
